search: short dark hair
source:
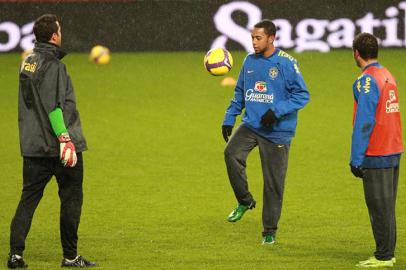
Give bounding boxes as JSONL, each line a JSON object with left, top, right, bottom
{"left": 352, "top": 33, "right": 378, "bottom": 60}
{"left": 33, "top": 14, "right": 59, "bottom": 43}
{"left": 254, "top": 19, "right": 276, "bottom": 36}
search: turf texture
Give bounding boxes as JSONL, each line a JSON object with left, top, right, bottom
{"left": 0, "top": 50, "right": 406, "bottom": 269}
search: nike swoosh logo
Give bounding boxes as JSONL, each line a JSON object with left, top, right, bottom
{"left": 224, "top": 58, "right": 231, "bottom": 68}
{"left": 277, "top": 145, "right": 284, "bottom": 148}
{"left": 247, "top": 70, "right": 254, "bottom": 73}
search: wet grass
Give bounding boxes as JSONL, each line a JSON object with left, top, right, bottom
{"left": 0, "top": 50, "right": 406, "bottom": 269}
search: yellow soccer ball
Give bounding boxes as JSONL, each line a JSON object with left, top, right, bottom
{"left": 89, "top": 45, "right": 110, "bottom": 65}
{"left": 204, "top": 48, "right": 233, "bottom": 76}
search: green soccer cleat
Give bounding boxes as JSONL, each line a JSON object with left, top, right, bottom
{"left": 262, "top": 235, "right": 276, "bottom": 245}
{"left": 227, "top": 200, "right": 256, "bottom": 222}
{"left": 356, "top": 257, "right": 394, "bottom": 268}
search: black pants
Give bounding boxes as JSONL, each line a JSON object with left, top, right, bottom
{"left": 10, "top": 153, "right": 83, "bottom": 259}
{"left": 224, "top": 125, "right": 290, "bottom": 236}
{"left": 363, "top": 167, "right": 399, "bottom": 260}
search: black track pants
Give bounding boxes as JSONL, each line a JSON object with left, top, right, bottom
{"left": 10, "top": 153, "right": 83, "bottom": 259}
{"left": 224, "top": 125, "right": 289, "bottom": 236}
{"left": 362, "top": 167, "right": 399, "bottom": 260}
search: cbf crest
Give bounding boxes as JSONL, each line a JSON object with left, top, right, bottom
{"left": 269, "top": 67, "right": 279, "bottom": 80}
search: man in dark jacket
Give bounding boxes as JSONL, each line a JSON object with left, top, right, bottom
{"left": 8, "top": 14, "right": 96, "bottom": 268}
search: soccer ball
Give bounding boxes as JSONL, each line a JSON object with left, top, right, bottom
{"left": 204, "top": 48, "right": 233, "bottom": 76}
{"left": 89, "top": 45, "right": 110, "bottom": 65}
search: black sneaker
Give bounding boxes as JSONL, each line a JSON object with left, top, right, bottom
{"left": 7, "top": 254, "right": 28, "bottom": 269}
{"left": 61, "top": 255, "right": 96, "bottom": 268}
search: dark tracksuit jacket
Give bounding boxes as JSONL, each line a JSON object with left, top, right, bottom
{"left": 19, "top": 41, "right": 87, "bottom": 157}
{"left": 10, "top": 42, "right": 87, "bottom": 259}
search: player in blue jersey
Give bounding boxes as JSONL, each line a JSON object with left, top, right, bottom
{"left": 351, "top": 33, "right": 403, "bottom": 268}
{"left": 222, "top": 19, "right": 309, "bottom": 244}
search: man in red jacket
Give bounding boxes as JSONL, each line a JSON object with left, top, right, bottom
{"left": 350, "top": 33, "right": 403, "bottom": 268}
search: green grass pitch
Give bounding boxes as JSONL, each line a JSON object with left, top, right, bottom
{"left": 0, "top": 50, "right": 406, "bottom": 269}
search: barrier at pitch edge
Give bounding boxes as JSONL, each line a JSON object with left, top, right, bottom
{"left": 0, "top": 0, "right": 405, "bottom": 52}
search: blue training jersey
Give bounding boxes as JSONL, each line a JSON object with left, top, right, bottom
{"left": 223, "top": 48, "right": 309, "bottom": 144}
{"left": 351, "top": 62, "right": 401, "bottom": 168}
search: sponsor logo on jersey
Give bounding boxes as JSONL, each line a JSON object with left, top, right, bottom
{"left": 254, "top": 81, "right": 267, "bottom": 92}
{"left": 363, "top": 77, "right": 371, "bottom": 93}
{"left": 386, "top": 90, "right": 400, "bottom": 113}
{"left": 245, "top": 89, "right": 273, "bottom": 103}
{"left": 269, "top": 67, "right": 279, "bottom": 79}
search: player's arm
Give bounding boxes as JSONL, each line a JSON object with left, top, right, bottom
{"left": 223, "top": 66, "right": 246, "bottom": 125}
{"left": 37, "top": 62, "right": 67, "bottom": 113}
{"left": 49, "top": 107, "right": 77, "bottom": 167}
{"left": 261, "top": 60, "right": 309, "bottom": 128}
{"left": 222, "top": 62, "right": 246, "bottom": 142}
{"left": 272, "top": 61, "right": 310, "bottom": 118}
{"left": 350, "top": 75, "right": 380, "bottom": 168}
{"left": 42, "top": 63, "right": 76, "bottom": 168}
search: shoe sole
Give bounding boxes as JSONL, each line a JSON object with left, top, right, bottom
{"left": 356, "top": 264, "right": 393, "bottom": 268}
{"left": 227, "top": 216, "right": 243, "bottom": 222}
{"left": 356, "top": 261, "right": 394, "bottom": 268}
{"left": 356, "top": 257, "right": 396, "bottom": 268}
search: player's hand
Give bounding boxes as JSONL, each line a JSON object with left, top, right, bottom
{"left": 222, "top": 125, "right": 233, "bottom": 142}
{"left": 350, "top": 165, "right": 364, "bottom": 178}
{"left": 261, "top": 109, "right": 278, "bottom": 128}
{"left": 58, "top": 132, "right": 77, "bottom": 167}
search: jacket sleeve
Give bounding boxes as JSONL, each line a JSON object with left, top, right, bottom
{"left": 350, "top": 75, "right": 380, "bottom": 167}
{"left": 223, "top": 62, "right": 246, "bottom": 126}
{"left": 37, "top": 62, "right": 67, "bottom": 114}
{"left": 273, "top": 60, "right": 310, "bottom": 118}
